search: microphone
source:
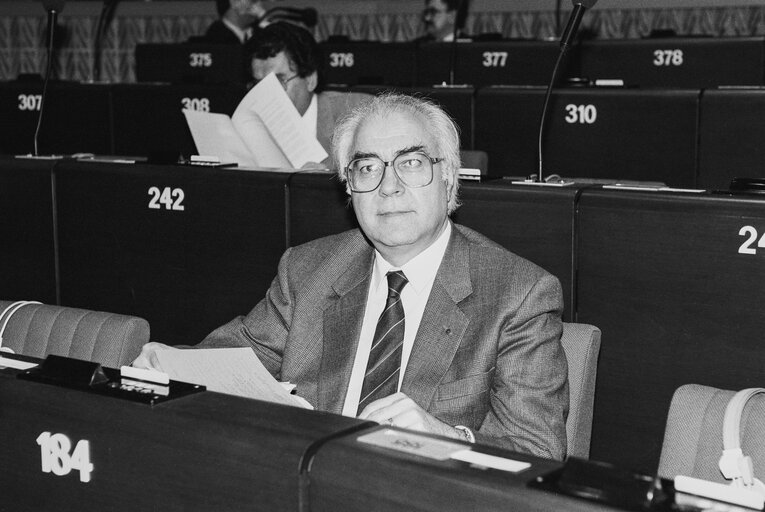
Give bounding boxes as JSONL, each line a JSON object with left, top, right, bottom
{"left": 32, "top": 0, "right": 66, "bottom": 157}
{"left": 447, "top": 0, "right": 464, "bottom": 86}
{"left": 532, "top": 0, "right": 597, "bottom": 183}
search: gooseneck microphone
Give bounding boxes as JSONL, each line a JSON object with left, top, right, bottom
{"left": 33, "top": 0, "right": 66, "bottom": 156}
{"left": 447, "top": 0, "right": 465, "bottom": 86}
{"left": 535, "top": 0, "right": 597, "bottom": 182}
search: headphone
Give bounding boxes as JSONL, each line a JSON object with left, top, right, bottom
{"left": 719, "top": 387, "right": 765, "bottom": 497}
{"left": 0, "top": 300, "right": 43, "bottom": 354}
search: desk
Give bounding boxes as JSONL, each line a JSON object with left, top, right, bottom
{"left": 0, "top": 81, "right": 112, "bottom": 156}
{"left": 0, "top": 157, "right": 57, "bottom": 303}
{"left": 474, "top": 86, "right": 700, "bottom": 185}
{"left": 698, "top": 87, "right": 765, "bottom": 191}
{"left": 55, "top": 161, "right": 293, "bottom": 344}
{"left": 576, "top": 188, "right": 765, "bottom": 473}
{"left": 110, "top": 83, "right": 245, "bottom": 161}
{"left": 577, "top": 37, "right": 765, "bottom": 88}
{"left": 0, "top": 358, "right": 372, "bottom": 511}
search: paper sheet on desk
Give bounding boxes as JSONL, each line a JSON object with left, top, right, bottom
{"left": 184, "top": 110, "right": 261, "bottom": 167}
{"left": 154, "top": 347, "right": 312, "bottom": 409}
{"left": 233, "top": 72, "right": 328, "bottom": 168}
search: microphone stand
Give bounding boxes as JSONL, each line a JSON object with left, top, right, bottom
{"left": 32, "top": 6, "right": 61, "bottom": 157}
{"left": 513, "top": 1, "right": 591, "bottom": 186}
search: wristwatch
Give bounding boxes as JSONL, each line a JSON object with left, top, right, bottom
{"left": 454, "top": 425, "right": 475, "bottom": 443}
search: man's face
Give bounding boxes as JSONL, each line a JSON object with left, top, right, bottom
{"left": 423, "top": 0, "right": 455, "bottom": 40}
{"left": 349, "top": 111, "right": 452, "bottom": 266}
{"left": 240, "top": 0, "right": 272, "bottom": 23}
{"left": 251, "top": 50, "right": 316, "bottom": 116}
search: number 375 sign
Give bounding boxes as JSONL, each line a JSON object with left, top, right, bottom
{"left": 36, "top": 432, "right": 94, "bottom": 483}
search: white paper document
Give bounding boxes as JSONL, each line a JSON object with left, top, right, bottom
{"left": 183, "top": 72, "right": 327, "bottom": 169}
{"left": 154, "top": 347, "right": 312, "bottom": 409}
{"left": 232, "top": 73, "right": 328, "bottom": 168}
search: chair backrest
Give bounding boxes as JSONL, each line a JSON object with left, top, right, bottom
{"left": 560, "top": 322, "right": 602, "bottom": 459}
{"left": 460, "top": 150, "right": 488, "bottom": 174}
{"left": 658, "top": 384, "right": 765, "bottom": 481}
{"left": 0, "top": 300, "right": 150, "bottom": 368}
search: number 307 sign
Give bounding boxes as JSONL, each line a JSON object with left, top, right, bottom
{"left": 36, "top": 432, "right": 93, "bottom": 483}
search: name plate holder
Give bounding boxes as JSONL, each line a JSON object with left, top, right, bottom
{"left": 18, "top": 354, "right": 204, "bottom": 405}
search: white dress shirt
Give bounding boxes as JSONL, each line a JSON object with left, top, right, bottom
{"left": 301, "top": 93, "right": 318, "bottom": 140}
{"left": 222, "top": 18, "right": 253, "bottom": 43}
{"left": 342, "top": 222, "right": 452, "bottom": 416}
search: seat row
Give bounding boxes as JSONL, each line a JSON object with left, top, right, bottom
{"left": 4, "top": 80, "right": 765, "bottom": 190}
{"left": 2, "top": 157, "right": 764, "bottom": 474}
{"left": 135, "top": 36, "right": 765, "bottom": 90}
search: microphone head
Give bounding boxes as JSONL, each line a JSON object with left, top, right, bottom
{"left": 42, "top": 0, "right": 65, "bottom": 12}
{"left": 572, "top": 0, "right": 598, "bottom": 8}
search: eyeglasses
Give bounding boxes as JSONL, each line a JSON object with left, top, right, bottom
{"left": 346, "top": 151, "right": 443, "bottom": 193}
{"left": 276, "top": 74, "right": 300, "bottom": 90}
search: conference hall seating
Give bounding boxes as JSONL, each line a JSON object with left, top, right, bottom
{"left": 3, "top": 33, "right": 765, "bottom": 494}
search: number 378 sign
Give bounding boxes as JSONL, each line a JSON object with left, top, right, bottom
{"left": 36, "top": 431, "right": 94, "bottom": 483}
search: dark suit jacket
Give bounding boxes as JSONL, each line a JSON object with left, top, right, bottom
{"left": 200, "top": 224, "right": 568, "bottom": 460}
{"left": 202, "top": 19, "right": 245, "bottom": 45}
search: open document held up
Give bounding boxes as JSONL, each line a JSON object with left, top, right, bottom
{"left": 183, "top": 72, "right": 328, "bottom": 169}
{"left": 154, "top": 347, "right": 313, "bottom": 409}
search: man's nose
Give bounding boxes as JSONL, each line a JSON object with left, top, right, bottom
{"left": 378, "top": 164, "right": 404, "bottom": 195}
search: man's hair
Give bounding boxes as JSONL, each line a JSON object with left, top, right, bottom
{"left": 332, "top": 93, "right": 462, "bottom": 214}
{"left": 249, "top": 21, "right": 322, "bottom": 87}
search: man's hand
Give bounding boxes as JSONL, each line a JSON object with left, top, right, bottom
{"left": 131, "top": 341, "right": 176, "bottom": 370}
{"left": 358, "top": 392, "right": 461, "bottom": 440}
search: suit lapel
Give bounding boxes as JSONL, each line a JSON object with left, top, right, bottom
{"left": 318, "top": 243, "right": 374, "bottom": 413}
{"left": 402, "top": 227, "right": 473, "bottom": 409}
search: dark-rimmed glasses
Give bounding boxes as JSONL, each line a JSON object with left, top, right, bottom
{"left": 346, "top": 151, "right": 443, "bottom": 193}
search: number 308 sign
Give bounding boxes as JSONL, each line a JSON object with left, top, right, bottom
{"left": 36, "top": 432, "right": 93, "bottom": 483}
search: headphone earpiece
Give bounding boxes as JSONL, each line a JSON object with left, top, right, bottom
{"left": 719, "top": 388, "right": 765, "bottom": 496}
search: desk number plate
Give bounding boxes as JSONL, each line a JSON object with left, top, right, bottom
{"left": 36, "top": 431, "right": 93, "bottom": 483}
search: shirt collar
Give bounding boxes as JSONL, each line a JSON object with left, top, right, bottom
{"left": 372, "top": 221, "right": 452, "bottom": 295}
{"left": 222, "top": 18, "right": 251, "bottom": 43}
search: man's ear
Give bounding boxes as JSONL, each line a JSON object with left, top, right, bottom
{"left": 306, "top": 71, "right": 318, "bottom": 93}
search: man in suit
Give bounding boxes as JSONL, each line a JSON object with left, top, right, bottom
{"left": 245, "top": 22, "right": 370, "bottom": 160}
{"left": 420, "top": 0, "right": 470, "bottom": 42}
{"left": 134, "top": 93, "right": 568, "bottom": 460}
{"left": 203, "top": 0, "right": 271, "bottom": 45}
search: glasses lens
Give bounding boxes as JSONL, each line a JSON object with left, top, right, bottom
{"left": 394, "top": 152, "right": 433, "bottom": 187}
{"left": 349, "top": 158, "right": 384, "bottom": 192}
{"left": 347, "top": 153, "right": 435, "bottom": 192}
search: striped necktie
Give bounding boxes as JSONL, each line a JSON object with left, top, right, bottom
{"left": 357, "top": 270, "right": 408, "bottom": 415}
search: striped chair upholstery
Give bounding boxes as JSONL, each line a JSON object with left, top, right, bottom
{"left": 0, "top": 300, "right": 150, "bottom": 368}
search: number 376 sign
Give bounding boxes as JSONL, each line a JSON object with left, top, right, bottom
{"left": 36, "top": 432, "right": 94, "bottom": 483}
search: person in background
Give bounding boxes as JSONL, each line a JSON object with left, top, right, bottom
{"left": 421, "top": 0, "right": 470, "bottom": 42}
{"left": 134, "top": 93, "right": 569, "bottom": 461}
{"left": 202, "top": 0, "right": 273, "bottom": 44}
{"left": 246, "top": 21, "right": 371, "bottom": 162}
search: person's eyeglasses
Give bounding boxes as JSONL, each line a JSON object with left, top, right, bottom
{"left": 277, "top": 74, "right": 300, "bottom": 90}
{"left": 346, "top": 151, "right": 443, "bottom": 193}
